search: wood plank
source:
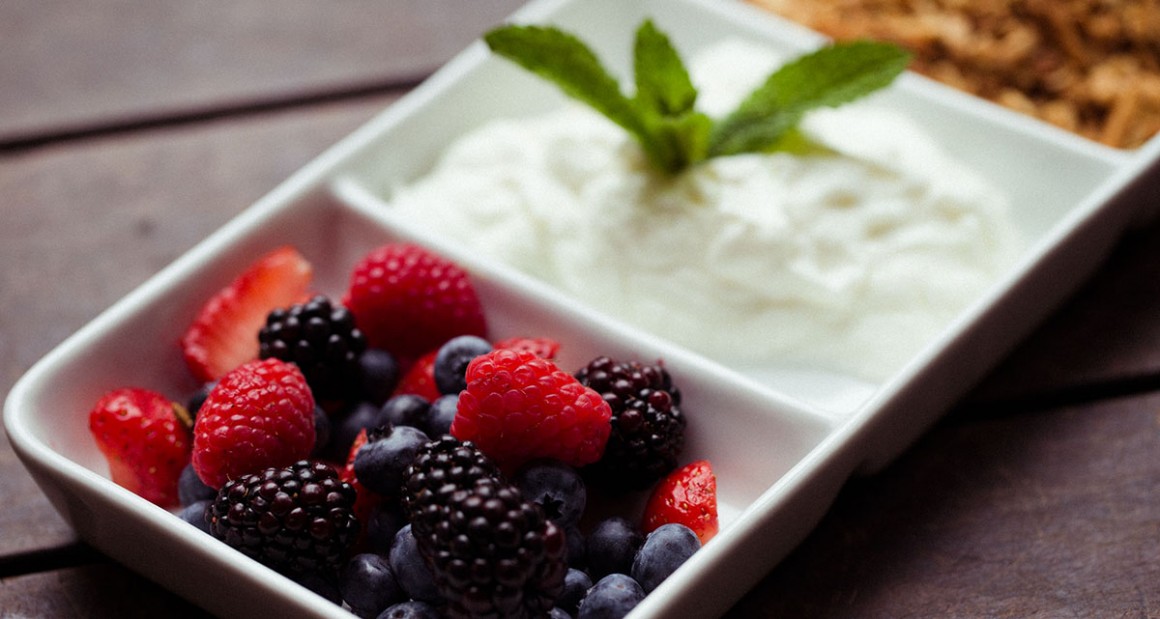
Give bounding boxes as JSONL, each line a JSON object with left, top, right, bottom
{"left": 0, "top": 0, "right": 524, "bottom": 143}
{"left": 0, "top": 563, "right": 212, "bottom": 618}
{"left": 727, "top": 392, "right": 1160, "bottom": 617}
{"left": 0, "top": 94, "right": 399, "bottom": 558}
{"left": 968, "top": 219, "right": 1160, "bottom": 409}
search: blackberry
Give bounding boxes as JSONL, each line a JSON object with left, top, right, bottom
{"left": 575, "top": 356, "right": 686, "bottom": 491}
{"left": 208, "top": 460, "right": 359, "bottom": 575}
{"left": 411, "top": 476, "right": 568, "bottom": 618}
{"left": 259, "top": 295, "right": 367, "bottom": 400}
{"left": 401, "top": 435, "right": 501, "bottom": 531}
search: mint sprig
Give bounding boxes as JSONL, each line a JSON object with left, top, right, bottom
{"left": 483, "top": 19, "right": 910, "bottom": 176}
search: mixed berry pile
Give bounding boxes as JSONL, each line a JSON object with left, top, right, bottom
{"left": 87, "top": 242, "right": 718, "bottom": 619}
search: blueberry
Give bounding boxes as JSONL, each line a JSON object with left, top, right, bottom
{"left": 425, "top": 394, "right": 458, "bottom": 437}
{"left": 310, "top": 405, "right": 331, "bottom": 457}
{"left": 376, "top": 600, "right": 441, "bottom": 619}
{"left": 177, "top": 500, "right": 212, "bottom": 535}
{"left": 576, "top": 573, "right": 645, "bottom": 619}
{"left": 514, "top": 459, "right": 586, "bottom": 529}
{"left": 340, "top": 553, "right": 403, "bottom": 618}
{"left": 389, "top": 524, "right": 441, "bottom": 604}
{"left": 630, "top": 523, "right": 701, "bottom": 593}
{"left": 177, "top": 463, "right": 216, "bottom": 507}
{"left": 353, "top": 425, "right": 431, "bottom": 497}
{"left": 364, "top": 503, "right": 407, "bottom": 556}
{"left": 586, "top": 517, "right": 643, "bottom": 580}
{"left": 565, "top": 525, "right": 586, "bottom": 569}
{"left": 359, "top": 348, "right": 400, "bottom": 405}
{"left": 186, "top": 381, "right": 216, "bottom": 421}
{"left": 432, "top": 335, "right": 492, "bottom": 395}
{"left": 558, "top": 567, "right": 593, "bottom": 616}
{"left": 548, "top": 608, "right": 572, "bottom": 619}
{"left": 331, "top": 400, "right": 380, "bottom": 460}
{"left": 377, "top": 394, "right": 430, "bottom": 429}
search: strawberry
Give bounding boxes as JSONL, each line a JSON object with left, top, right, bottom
{"left": 641, "top": 459, "right": 718, "bottom": 544}
{"left": 393, "top": 350, "right": 440, "bottom": 402}
{"left": 88, "top": 387, "right": 192, "bottom": 507}
{"left": 191, "top": 358, "right": 316, "bottom": 489}
{"left": 342, "top": 243, "right": 487, "bottom": 359}
{"left": 452, "top": 348, "right": 611, "bottom": 471}
{"left": 493, "top": 335, "right": 561, "bottom": 360}
{"left": 181, "top": 246, "right": 313, "bottom": 382}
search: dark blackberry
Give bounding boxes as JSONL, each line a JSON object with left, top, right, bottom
{"left": 575, "top": 356, "right": 686, "bottom": 491}
{"left": 259, "top": 295, "right": 367, "bottom": 401}
{"left": 208, "top": 460, "right": 360, "bottom": 575}
{"left": 401, "top": 435, "right": 501, "bottom": 532}
{"left": 411, "top": 476, "right": 568, "bottom": 619}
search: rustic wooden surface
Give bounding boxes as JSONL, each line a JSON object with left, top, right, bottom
{"left": 2, "top": 1, "right": 1158, "bottom": 617}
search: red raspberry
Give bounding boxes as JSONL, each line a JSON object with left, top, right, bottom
{"left": 88, "top": 387, "right": 191, "bottom": 507}
{"left": 192, "top": 358, "right": 316, "bottom": 489}
{"left": 452, "top": 349, "right": 611, "bottom": 471}
{"left": 342, "top": 243, "right": 487, "bottom": 359}
{"left": 493, "top": 335, "right": 561, "bottom": 360}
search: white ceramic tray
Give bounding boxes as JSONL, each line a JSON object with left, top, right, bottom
{"left": 7, "top": 0, "right": 1160, "bottom": 617}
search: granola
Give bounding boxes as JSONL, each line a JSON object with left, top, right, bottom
{"left": 748, "top": 0, "right": 1160, "bottom": 148}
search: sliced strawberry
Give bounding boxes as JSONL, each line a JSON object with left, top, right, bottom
{"left": 181, "top": 246, "right": 313, "bottom": 382}
{"left": 88, "top": 387, "right": 192, "bottom": 507}
{"left": 393, "top": 349, "right": 440, "bottom": 402}
{"left": 641, "top": 459, "right": 718, "bottom": 544}
{"left": 493, "top": 336, "right": 561, "bottom": 360}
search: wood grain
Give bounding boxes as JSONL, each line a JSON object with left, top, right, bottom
{"left": 727, "top": 392, "right": 1160, "bottom": 618}
{"left": 0, "top": 0, "right": 524, "bottom": 144}
{"left": 0, "top": 563, "right": 212, "bottom": 618}
{"left": 0, "top": 94, "right": 398, "bottom": 557}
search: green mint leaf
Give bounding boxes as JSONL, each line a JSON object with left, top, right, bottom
{"left": 643, "top": 111, "right": 714, "bottom": 173}
{"left": 484, "top": 24, "right": 650, "bottom": 144}
{"left": 708, "top": 40, "right": 911, "bottom": 157}
{"left": 484, "top": 23, "right": 684, "bottom": 173}
{"left": 633, "top": 19, "right": 697, "bottom": 117}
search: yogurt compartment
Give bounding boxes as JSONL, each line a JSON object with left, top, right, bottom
{"left": 6, "top": 0, "right": 1160, "bottom": 618}
{"left": 382, "top": 38, "right": 1026, "bottom": 384}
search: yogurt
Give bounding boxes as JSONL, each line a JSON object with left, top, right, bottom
{"left": 385, "top": 40, "right": 1023, "bottom": 381}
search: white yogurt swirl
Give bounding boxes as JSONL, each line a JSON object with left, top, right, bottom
{"left": 386, "top": 40, "right": 1022, "bottom": 381}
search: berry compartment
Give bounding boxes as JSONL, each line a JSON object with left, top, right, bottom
{"left": 6, "top": 192, "right": 834, "bottom": 618}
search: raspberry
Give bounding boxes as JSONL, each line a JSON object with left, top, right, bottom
{"left": 88, "top": 387, "right": 191, "bottom": 507}
{"left": 208, "top": 460, "right": 359, "bottom": 574}
{"left": 258, "top": 295, "right": 367, "bottom": 401}
{"left": 576, "top": 356, "right": 686, "bottom": 491}
{"left": 192, "top": 358, "right": 316, "bottom": 489}
{"left": 451, "top": 349, "right": 612, "bottom": 471}
{"left": 493, "top": 336, "right": 561, "bottom": 360}
{"left": 342, "top": 244, "right": 487, "bottom": 359}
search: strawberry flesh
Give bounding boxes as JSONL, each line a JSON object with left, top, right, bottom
{"left": 88, "top": 387, "right": 191, "bottom": 507}
{"left": 181, "top": 246, "right": 312, "bottom": 382}
{"left": 641, "top": 459, "right": 719, "bottom": 544}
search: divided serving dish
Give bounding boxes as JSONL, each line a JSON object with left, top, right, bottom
{"left": 7, "top": 0, "right": 1160, "bottom": 616}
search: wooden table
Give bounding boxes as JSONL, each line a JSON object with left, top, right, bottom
{"left": 2, "top": 2, "right": 1157, "bottom": 616}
